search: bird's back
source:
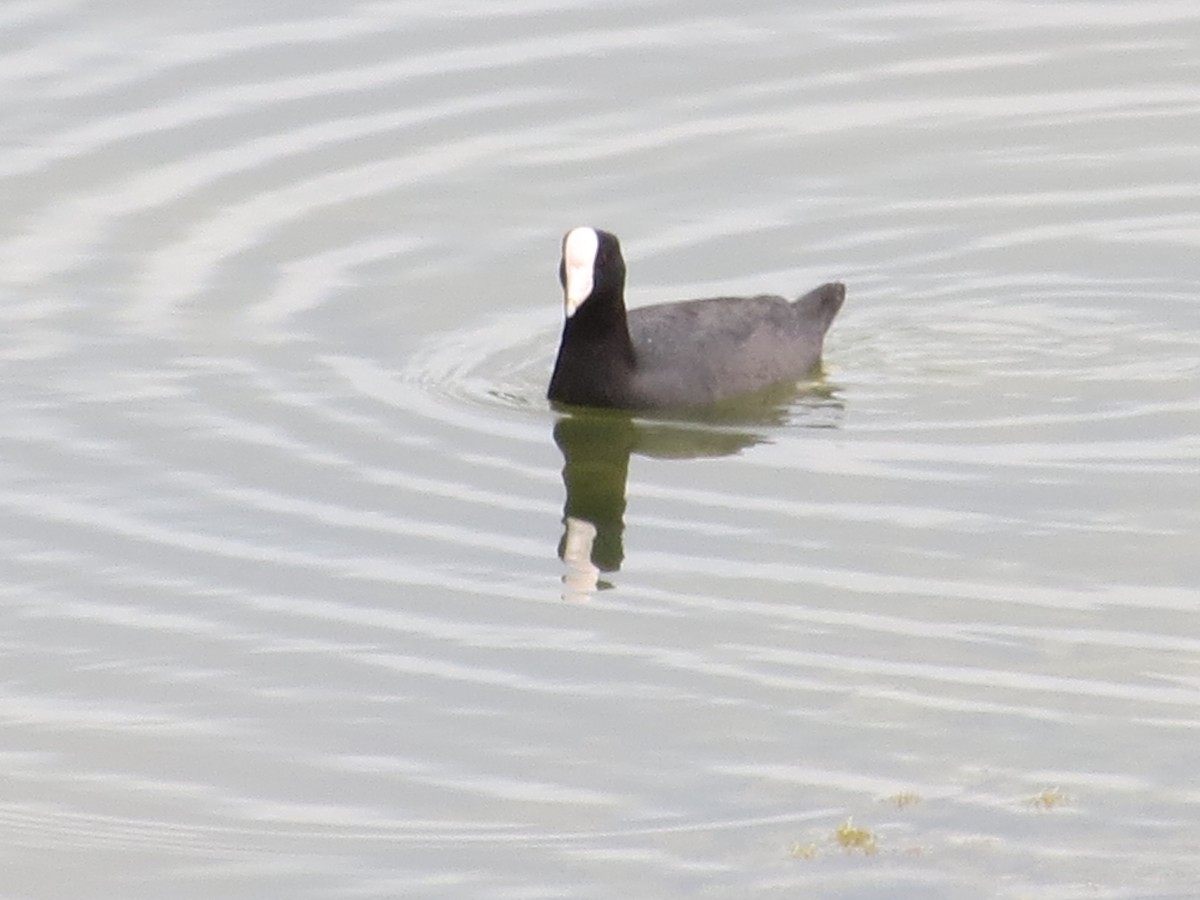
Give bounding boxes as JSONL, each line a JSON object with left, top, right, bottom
{"left": 623, "top": 282, "right": 844, "bottom": 408}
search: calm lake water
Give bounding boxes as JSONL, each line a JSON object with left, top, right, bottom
{"left": 2, "top": 2, "right": 1199, "bottom": 898}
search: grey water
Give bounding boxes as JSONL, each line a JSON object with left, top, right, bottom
{"left": 2, "top": 2, "right": 1199, "bottom": 898}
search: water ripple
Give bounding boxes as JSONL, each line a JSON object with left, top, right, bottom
{"left": 2, "top": 1, "right": 1199, "bottom": 896}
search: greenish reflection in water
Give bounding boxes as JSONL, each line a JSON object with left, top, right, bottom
{"left": 552, "top": 382, "right": 842, "bottom": 598}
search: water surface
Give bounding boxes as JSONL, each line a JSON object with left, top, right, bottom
{"left": 2, "top": 2, "right": 1199, "bottom": 898}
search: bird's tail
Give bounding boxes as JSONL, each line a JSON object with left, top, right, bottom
{"left": 794, "top": 281, "right": 845, "bottom": 336}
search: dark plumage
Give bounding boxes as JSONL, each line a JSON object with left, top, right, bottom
{"left": 547, "top": 227, "right": 845, "bottom": 410}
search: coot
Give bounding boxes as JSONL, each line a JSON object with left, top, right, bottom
{"left": 548, "top": 227, "right": 844, "bottom": 410}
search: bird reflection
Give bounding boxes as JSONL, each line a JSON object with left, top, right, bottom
{"left": 552, "top": 382, "right": 842, "bottom": 600}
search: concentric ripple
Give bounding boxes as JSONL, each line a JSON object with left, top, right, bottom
{"left": 1, "top": 1, "right": 1199, "bottom": 898}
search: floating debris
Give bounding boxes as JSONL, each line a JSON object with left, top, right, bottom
{"left": 789, "top": 842, "right": 818, "bottom": 860}
{"left": 835, "top": 818, "right": 879, "bottom": 855}
{"left": 886, "top": 791, "right": 922, "bottom": 809}
{"left": 1031, "top": 787, "right": 1070, "bottom": 810}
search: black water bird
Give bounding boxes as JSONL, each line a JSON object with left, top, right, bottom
{"left": 548, "top": 227, "right": 844, "bottom": 410}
